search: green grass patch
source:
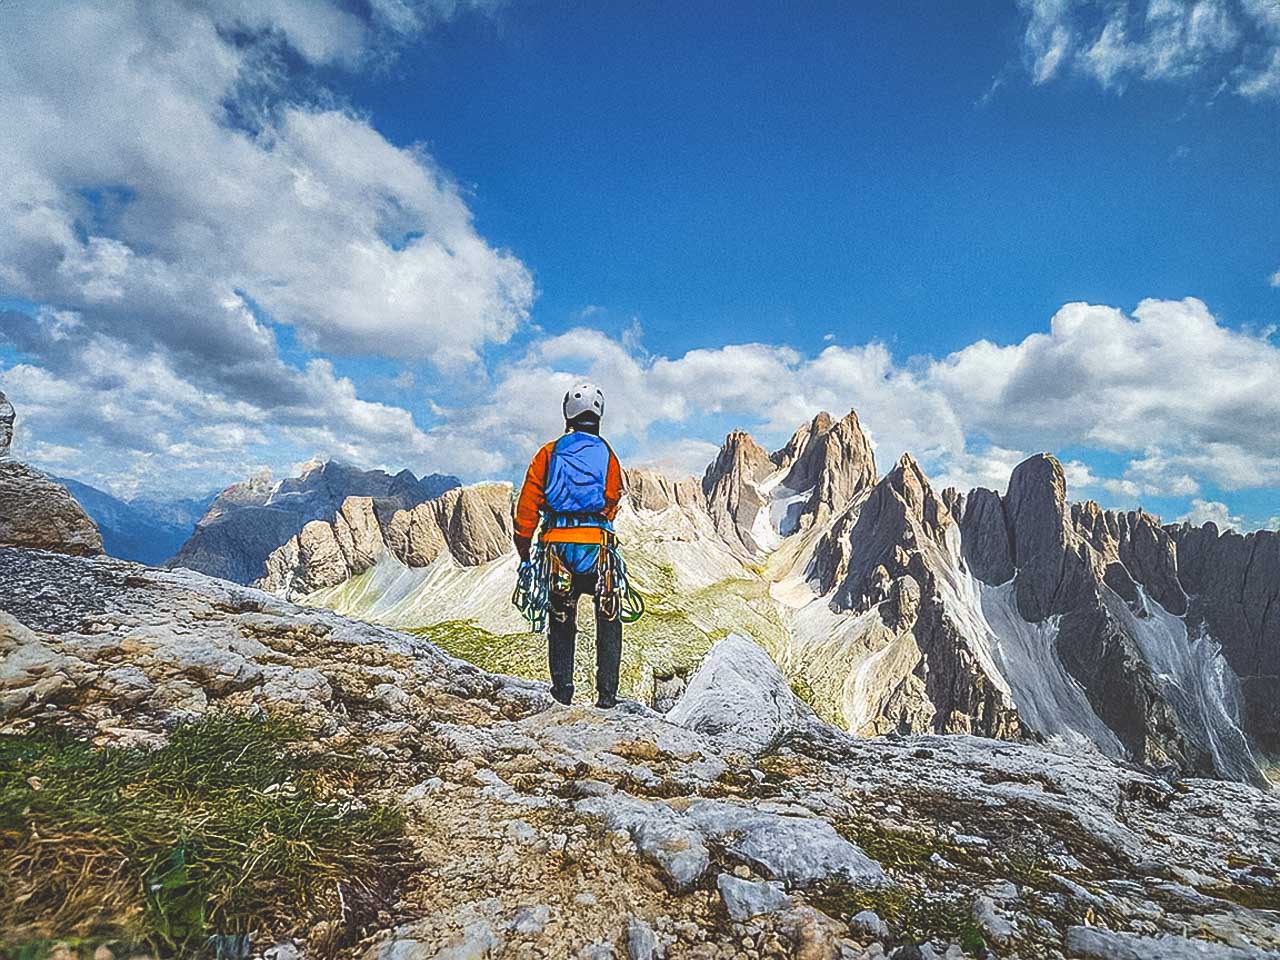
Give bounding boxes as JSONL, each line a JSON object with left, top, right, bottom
{"left": 0, "top": 714, "right": 410, "bottom": 958}
{"left": 412, "top": 620, "right": 546, "bottom": 679}
{"left": 410, "top": 574, "right": 787, "bottom": 706}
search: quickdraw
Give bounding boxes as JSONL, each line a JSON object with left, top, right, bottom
{"left": 596, "top": 529, "right": 645, "bottom": 624}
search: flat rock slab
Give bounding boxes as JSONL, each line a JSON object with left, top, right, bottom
{"left": 1066, "top": 927, "right": 1280, "bottom": 959}
{"left": 716, "top": 873, "right": 791, "bottom": 921}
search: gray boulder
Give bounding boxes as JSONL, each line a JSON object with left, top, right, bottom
{"left": 666, "top": 633, "right": 814, "bottom": 756}
{"left": 716, "top": 873, "right": 790, "bottom": 921}
{"left": 0, "top": 461, "right": 103, "bottom": 556}
{"left": 1065, "top": 926, "right": 1280, "bottom": 959}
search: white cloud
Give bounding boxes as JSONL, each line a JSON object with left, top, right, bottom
{"left": 631, "top": 439, "right": 724, "bottom": 480}
{"left": 0, "top": 2, "right": 529, "bottom": 395}
{"left": 452, "top": 298, "right": 1278, "bottom": 508}
{"left": 1015, "top": 0, "right": 1280, "bottom": 97}
{"left": 927, "top": 298, "right": 1280, "bottom": 493}
{"left": 1270, "top": 268, "right": 1280, "bottom": 287}
{"left": 0, "top": 1, "right": 526, "bottom": 495}
{"left": 1178, "top": 498, "right": 1243, "bottom": 528}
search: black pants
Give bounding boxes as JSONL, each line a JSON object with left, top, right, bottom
{"left": 549, "top": 570, "right": 622, "bottom": 706}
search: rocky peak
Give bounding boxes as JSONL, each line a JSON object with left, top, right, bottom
{"left": 1004, "top": 453, "right": 1099, "bottom": 622}
{"left": 812, "top": 453, "right": 1023, "bottom": 740}
{"left": 701, "top": 430, "right": 774, "bottom": 555}
{"left": 952, "top": 486, "right": 1015, "bottom": 586}
{"left": 775, "top": 410, "right": 877, "bottom": 531}
{"left": 816, "top": 453, "right": 952, "bottom": 611}
{"left": 771, "top": 411, "right": 834, "bottom": 476}
{"left": 702, "top": 430, "right": 773, "bottom": 493}
{"left": 0, "top": 389, "right": 13, "bottom": 460}
{"left": 1072, "top": 503, "right": 1187, "bottom": 616}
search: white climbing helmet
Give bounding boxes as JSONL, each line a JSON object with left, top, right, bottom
{"left": 563, "top": 382, "right": 605, "bottom": 421}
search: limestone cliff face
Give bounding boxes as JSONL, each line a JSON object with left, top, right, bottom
{"left": 0, "top": 390, "right": 103, "bottom": 557}
{"left": 1168, "top": 523, "right": 1280, "bottom": 761}
{"left": 811, "top": 454, "right": 1023, "bottom": 741}
{"left": 622, "top": 469, "right": 704, "bottom": 513}
{"left": 948, "top": 454, "right": 1263, "bottom": 783}
{"left": 261, "top": 483, "right": 514, "bottom": 596}
{"left": 1072, "top": 503, "right": 1187, "bottom": 615}
{"left": 169, "top": 460, "right": 460, "bottom": 584}
{"left": 701, "top": 430, "right": 774, "bottom": 556}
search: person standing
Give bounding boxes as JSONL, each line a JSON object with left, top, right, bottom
{"left": 513, "top": 383, "right": 625, "bottom": 707}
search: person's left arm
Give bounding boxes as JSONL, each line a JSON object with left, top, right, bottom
{"left": 601, "top": 446, "right": 623, "bottom": 521}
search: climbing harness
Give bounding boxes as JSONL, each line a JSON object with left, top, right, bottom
{"left": 511, "top": 527, "right": 645, "bottom": 630}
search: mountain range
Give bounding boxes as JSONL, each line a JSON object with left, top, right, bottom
{"left": 248, "top": 409, "right": 1279, "bottom": 788}
{"left": 53, "top": 478, "right": 216, "bottom": 566}
{"left": 3, "top": 384, "right": 1276, "bottom": 788}
{"left": 165, "top": 459, "right": 461, "bottom": 584}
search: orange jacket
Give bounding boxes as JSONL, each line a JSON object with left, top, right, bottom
{"left": 514, "top": 433, "right": 623, "bottom": 541}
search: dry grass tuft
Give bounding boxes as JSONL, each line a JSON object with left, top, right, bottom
{"left": 0, "top": 713, "right": 411, "bottom": 958}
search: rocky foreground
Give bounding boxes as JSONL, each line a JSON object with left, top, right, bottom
{"left": 2, "top": 546, "right": 1279, "bottom": 960}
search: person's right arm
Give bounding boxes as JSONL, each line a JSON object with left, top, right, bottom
{"left": 513, "top": 442, "right": 554, "bottom": 561}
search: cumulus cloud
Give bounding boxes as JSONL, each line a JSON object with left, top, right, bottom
{"left": 417, "top": 328, "right": 967, "bottom": 486}
{"left": 1178, "top": 498, "right": 1243, "bottom": 528}
{"left": 0, "top": 0, "right": 528, "bottom": 494}
{"left": 1015, "top": 0, "right": 1280, "bottom": 97}
{"left": 5, "top": 288, "right": 1278, "bottom": 517}
{"left": 927, "top": 298, "right": 1280, "bottom": 492}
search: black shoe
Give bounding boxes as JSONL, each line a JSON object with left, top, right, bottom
{"left": 595, "top": 696, "right": 618, "bottom": 709}
{"left": 551, "top": 688, "right": 573, "bottom": 706}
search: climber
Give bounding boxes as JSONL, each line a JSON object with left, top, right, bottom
{"left": 512, "top": 382, "right": 628, "bottom": 708}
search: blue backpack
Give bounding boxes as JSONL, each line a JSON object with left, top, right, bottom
{"left": 544, "top": 431, "right": 612, "bottom": 519}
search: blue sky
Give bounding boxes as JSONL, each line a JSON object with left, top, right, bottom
{"left": 0, "top": 0, "right": 1277, "bottom": 529}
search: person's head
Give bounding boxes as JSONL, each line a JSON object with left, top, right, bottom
{"left": 563, "top": 382, "right": 604, "bottom": 433}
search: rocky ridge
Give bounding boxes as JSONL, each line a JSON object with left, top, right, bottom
{"left": 3, "top": 545, "right": 1279, "bottom": 958}
{"left": 245, "top": 408, "right": 1279, "bottom": 787}
{"left": 168, "top": 460, "right": 461, "bottom": 584}
{"left": 701, "top": 412, "right": 878, "bottom": 556}
{"left": 261, "top": 483, "right": 514, "bottom": 596}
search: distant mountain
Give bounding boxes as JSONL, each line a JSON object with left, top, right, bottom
{"left": 56, "top": 478, "right": 216, "bottom": 566}
{"left": 167, "top": 459, "right": 460, "bottom": 584}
